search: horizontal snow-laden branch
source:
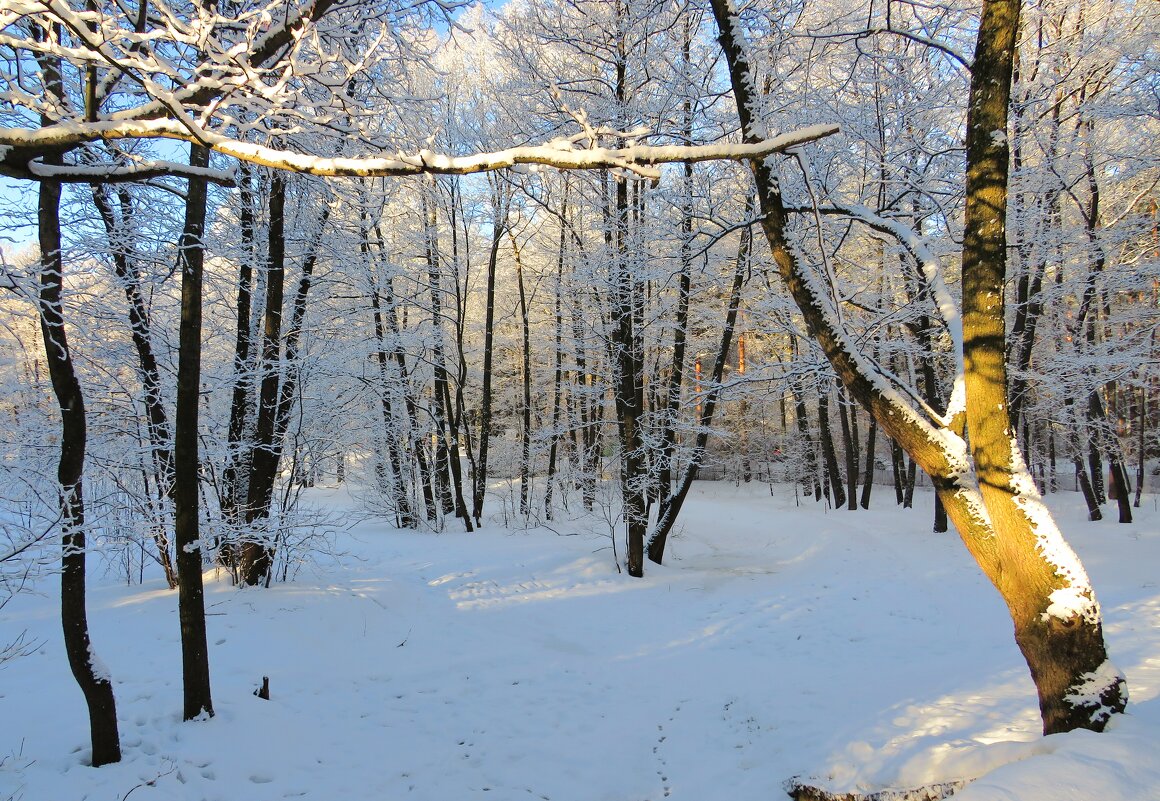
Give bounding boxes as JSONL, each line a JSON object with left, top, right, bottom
{"left": 28, "top": 158, "right": 238, "bottom": 186}
{"left": 0, "top": 121, "right": 840, "bottom": 181}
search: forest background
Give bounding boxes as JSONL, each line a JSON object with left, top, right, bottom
{"left": 1, "top": 0, "right": 1158, "bottom": 794}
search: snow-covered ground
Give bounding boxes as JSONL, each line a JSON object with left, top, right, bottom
{"left": 2, "top": 483, "right": 1158, "bottom": 801}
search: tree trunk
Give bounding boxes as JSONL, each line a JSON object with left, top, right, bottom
{"left": 473, "top": 189, "right": 507, "bottom": 526}
{"left": 510, "top": 231, "right": 534, "bottom": 517}
{"left": 611, "top": 171, "right": 647, "bottom": 577}
{"left": 1136, "top": 387, "right": 1146, "bottom": 508}
{"left": 890, "top": 437, "right": 905, "bottom": 505}
{"left": 790, "top": 360, "right": 822, "bottom": 502}
{"left": 837, "top": 386, "right": 858, "bottom": 510}
{"left": 655, "top": 17, "right": 697, "bottom": 532}
{"left": 368, "top": 285, "right": 414, "bottom": 527}
{"left": 219, "top": 164, "right": 258, "bottom": 573}
{"left": 710, "top": 0, "right": 1125, "bottom": 734}
{"left": 446, "top": 176, "right": 479, "bottom": 529}
{"left": 173, "top": 143, "right": 215, "bottom": 720}
{"left": 424, "top": 184, "right": 470, "bottom": 528}
{"left": 860, "top": 416, "right": 877, "bottom": 509}
{"left": 240, "top": 172, "right": 287, "bottom": 585}
{"left": 817, "top": 387, "right": 845, "bottom": 508}
{"left": 39, "top": 166, "right": 122, "bottom": 767}
{"left": 544, "top": 180, "right": 570, "bottom": 519}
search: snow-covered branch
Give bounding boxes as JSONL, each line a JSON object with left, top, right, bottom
{"left": 0, "top": 120, "right": 839, "bottom": 181}
{"left": 27, "top": 157, "right": 237, "bottom": 185}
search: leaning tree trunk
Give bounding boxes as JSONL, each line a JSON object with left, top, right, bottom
{"left": 955, "top": 0, "right": 1125, "bottom": 731}
{"left": 709, "top": 0, "right": 1125, "bottom": 734}
{"left": 39, "top": 166, "right": 122, "bottom": 767}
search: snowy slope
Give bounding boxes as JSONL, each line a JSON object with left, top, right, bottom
{"left": 2, "top": 484, "right": 1158, "bottom": 801}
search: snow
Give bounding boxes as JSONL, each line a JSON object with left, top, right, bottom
{"left": 2, "top": 483, "right": 1159, "bottom": 801}
{"left": 87, "top": 641, "right": 112, "bottom": 684}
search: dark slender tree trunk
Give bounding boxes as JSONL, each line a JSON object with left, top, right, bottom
{"left": 173, "top": 144, "right": 214, "bottom": 720}
{"left": 790, "top": 361, "right": 822, "bottom": 501}
{"left": 611, "top": 173, "right": 647, "bottom": 577}
{"left": 441, "top": 180, "right": 474, "bottom": 530}
{"left": 890, "top": 437, "right": 905, "bottom": 505}
{"left": 860, "top": 416, "right": 877, "bottom": 509}
{"left": 903, "top": 458, "right": 917, "bottom": 509}
{"left": 654, "top": 16, "right": 697, "bottom": 530}
{"left": 817, "top": 387, "right": 845, "bottom": 508}
{"left": 240, "top": 172, "right": 287, "bottom": 585}
{"left": 837, "top": 387, "right": 858, "bottom": 510}
{"left": 39, "top": 167, "right": 122, "bottom": 767}
{"left": 1136, "top": 387, "right": 1146, "bottom": 508}
{"left": 510, "top": 232, "right": 534, "bottom": 517}
{"left": 220, "top": 164, "right": 258, "bottom": 570}
{"left": 424, "top": 185, "right": 469, "bottom": 527}
{"left": 544, "top": 180, "right": 570, "bottom": 519}
{"left": 473, "top": 191, "right": 507, "bottom": 526}
{"left": 445, "top": 177, "right": 477, "bottom": 526}
{"left": 246, "top": 188, "right": 333, "bottom": 580}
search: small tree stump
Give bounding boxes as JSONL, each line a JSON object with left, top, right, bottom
{"left": 254, "top": 676, "right": 270, "bottom": 700}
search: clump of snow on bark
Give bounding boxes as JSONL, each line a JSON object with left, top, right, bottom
{"left": 1042, "top": 586, "right": 1098, "bottom": 623}
{"left": 1065, "top": 660, "right": 1128, "bottom": 722}
{"left": 87, "top": 642, "right": 112, "bottom": 683}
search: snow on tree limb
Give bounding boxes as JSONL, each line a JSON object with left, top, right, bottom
{"left": 0, "top": 120, "right": 840, "bottom": 181}
{"left": 27, "top": 156, "right": 238, "bottom": 185}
